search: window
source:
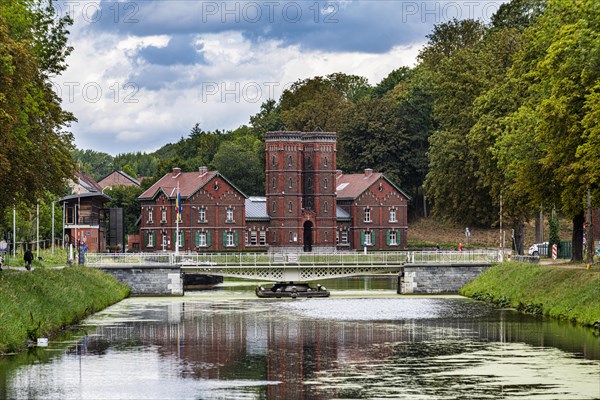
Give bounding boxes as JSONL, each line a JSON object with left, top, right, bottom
{"left": 389, "top": 231, "right": 397, "bottom": 246}
{"left": 288, "top": 155, "right": 293, "bottom": 166}
{"left": 177, "top": 232, "right": 184, "bottom": 247}
{"left": 226, "top": 207, "right": 234, "bottom": 222}
{"left": 323, "top": 201, "right": 328, "bottom": 213}
{"left": 364, "top": 208, "right": 371, "bottom": 222}
{"left": 324, "top": 178, "right": 328, "bottom": 189}
{"left": 288, "top": 201, "right": 293, "bottom": 213}
{"left": 289, "top": 178, "right": 293, "bottom": 189}
{"left": 198, "top": 232, "right": 207, "bottom": 247}
{"left": 272, "top": 177, "right": 276, "bottom": 189}
{"left": 250, "top": 231, "right": 258, "bottom": 246}
{"left": 389, "top": 208, "right": 397, "bottom": 223}
{"left": 147, "top": 232, "right": 154, "bottom": 247}
{"left": 336, "top": 230, "right": 339, "bottom": 244}
{"left": 259, "top": 230, "right": 266, "bottom": 245}
{"left": 272, "top": 155, "right": 276, "bottom": 166}
{"left": 66, "top": 207, "right": 75, "bottom": 224}
{"left": 308, "top": 178, "right": 312, "bottom": 189}
{"left": 324, "top": 157, "right": 328, "bottom": 167}
{"left": 161, "top": 233, "right": 167, "bottom": 250}
{"left": 324, "top": 231, "right": 328, "bottom": 242}
{"left": 161, "top": 208, "right": 167, "bottom": 222}
{"left": 148, "top": 208, "right": 153, "bottom": 223}
{"left": 341, "top": 229, "right": 349, "bottom": 245}
{"left": 199, "top": 207, "right": 206, "bottom": 222}
{"left": 364, "top": 231, "right": 372, "bottom": 246}
{"left": 272, "top": 201, "right": 276, "bottom": 212}
{"left": 226, "top": 232, "right": 235, "bottom": 247}
{"left": 289, "top": 232, "right": 293, "bottom": 242}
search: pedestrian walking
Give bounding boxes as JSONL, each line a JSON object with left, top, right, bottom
{"left": 24, "top": 247, "right": 33, "bottom": 271}
{"left": 458, "top": 243, "right": 463, "bottom": 252}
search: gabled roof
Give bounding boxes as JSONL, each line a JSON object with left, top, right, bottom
{"left": 59, "top": 191, "right": 111, "bottom": 203}
{"left": 98, "top": 170, "right": 141, "bottom": 186}
{"left": 139, "top": 169, "right": 247, "bottom": 200}
{"left": 336, "top": 171, "right": 411, "bottom": 201}
{"left": 245, "top": 197, "right": 270, "bottom": 220}
{"left": 74, "top": 171, "right": 103, "bottom": 193}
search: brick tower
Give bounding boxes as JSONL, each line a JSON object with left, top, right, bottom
{"left": 265, "top": 131, "right": 337, "bottom": 252}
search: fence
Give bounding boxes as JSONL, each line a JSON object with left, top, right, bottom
{"left": 85, "top": 250, "right": 498, "bottom": 267}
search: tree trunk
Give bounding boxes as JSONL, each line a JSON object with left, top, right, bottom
{"left": 571, "top": 212, "right": 584, "bottom": 262}
{"left": 513, "top": 220, "right": 525, "bottom": 255}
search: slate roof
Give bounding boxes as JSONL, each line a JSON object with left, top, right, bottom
{"left": 245, "top": 197, "right": 269, "bottom": 219}
{"left": 336, "top": 206, "right": 351, "bottom": 219}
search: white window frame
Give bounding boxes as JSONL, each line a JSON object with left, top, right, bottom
{"left": 226, "top": 232, "right": 234, "bottom": 247}
{"left": 198, "top": 232, "right": 207, "bottom": 247}
{"left": 364, "top": 231, "right": 372, "bottom": 246}
{"left": 341, "top": 229, "right": 349, "bottom": 245}
{"left": 199, "top": 207, "right": 206, "bottom": 222}
{"left": 364, "top": 208, "right": 371, "bottom": 223}
{"left": 148, "top": 232, "right": 154, "bottom": 247}
{"left": 177, "top": 232, "right": 183, "bottom": 247}
{"left": 389, "top": 208, "right": 397, "bottom": 223}
{"left": 250, "top": 230, "right": 258, "bottom": 246}
{"left": 389, "top": 230, "right": 397, "bottom": 246}
{"left": 148, "top": 208, "right": 153, "bottom": 223}
{"left": 161, "top": 208, "right": 167, "bottom": 222}
{"left": 259, "top": 230, "right": 266, "bottom": 245}
{"left": 226, "top": 207, "right": 234, "bottom": 222}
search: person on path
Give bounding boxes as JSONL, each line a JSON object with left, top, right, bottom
{"left": 458, "top": 243, "right": 463, "bottom": 252}
{"left": 24, "top": 247, "right": 33, "bottom": 271}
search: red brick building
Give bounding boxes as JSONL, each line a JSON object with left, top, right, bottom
{"left": 98, "top": 170, "right": 141, "bottom": 190}
{"left": 136, "top": 131, "right": 410, "bottom": 253}
{"left": 138, "top": 167, "right": 246, "bottom": 252}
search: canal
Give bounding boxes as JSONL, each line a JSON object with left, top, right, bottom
{"left": 1, "top": 276, "right": 598, "bottom": 399}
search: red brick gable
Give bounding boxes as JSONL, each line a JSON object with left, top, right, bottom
{"left": 336, "top": 170, "right": 410, "bottom": 201}
{"left": 139, "top": 169, "right": 246, "bottom": 200}
{"left": 98, "top": 170, "right": 140, "bottom": 189}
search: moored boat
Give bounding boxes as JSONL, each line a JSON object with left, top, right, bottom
{"left": 255, "top": 282, "right": 330, "bottom": 298}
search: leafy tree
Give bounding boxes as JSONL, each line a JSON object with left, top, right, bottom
{"left": 211, "top": 139, "right": 264, "bottom": 196}
{"left": 0, "top": 1, "right": 75, "bottom": 216}
{"left": 104, "top": 185, "right": 144, "bottom": 235}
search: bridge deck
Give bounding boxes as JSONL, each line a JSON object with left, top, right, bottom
{"left": 86, "top": 251, "right": 498, "bottom": 281}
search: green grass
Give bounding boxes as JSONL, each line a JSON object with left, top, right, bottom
{"left": 460, "top": 262, "right": 600, "bottom": 329}
{"left": 2, "top": 248, "right": 71, "bottom": 268}
{"left": 0, "top": 267, "right": 129, "bottom": 354}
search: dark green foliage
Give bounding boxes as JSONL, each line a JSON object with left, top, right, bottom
{"left": 104, "top": 185, "right": 144, "bottom": 234}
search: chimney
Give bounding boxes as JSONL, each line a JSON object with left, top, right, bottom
{"left": 172, "top": 167, "right": 181, "bottom": 177}
{"left": 199, "top": 166, "right": 208, "bottom": 176}
{"left": 336, "top": 170, "right": 343, "bottom": 179}
{"left": 364, "top": 168, "right": 373, "bottom": 177}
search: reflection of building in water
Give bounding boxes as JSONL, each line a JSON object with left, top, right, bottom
{"left": 80, "top": 302, "right": 600, "bottom": 397}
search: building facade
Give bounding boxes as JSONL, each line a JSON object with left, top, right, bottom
{"left": 136, "top": 131, "right": 410, "bottom": 253}
{"left": 59, "top": 172, "right": 110, "bottom": 253}
{"left": 98, "top": 170, "right": 141, "bottom": 190}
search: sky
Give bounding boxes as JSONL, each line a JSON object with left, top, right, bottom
{"left": 52, "top": 0, "right": 505, "bottom": 155}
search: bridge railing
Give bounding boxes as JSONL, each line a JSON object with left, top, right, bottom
{"left": 85, "top": 250, "right": 498, "bottom": 267}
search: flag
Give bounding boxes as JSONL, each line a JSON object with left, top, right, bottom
{"left": 176, "top": 192, "right": 182, "bottom": 222}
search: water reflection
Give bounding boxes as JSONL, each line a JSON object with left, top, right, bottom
{"left": 1, "top": 278, "right": 598, "bottom": 399}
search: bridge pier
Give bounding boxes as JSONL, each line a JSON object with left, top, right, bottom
{"left": 99, "top": 265, "right": 183, "bottom": 296}
{"left": 397, "top": 264, "right": 492, "bottom": 294}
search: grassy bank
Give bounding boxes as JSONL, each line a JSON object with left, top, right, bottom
{"left": 460, "top": 262, "right": 600, "bottom": 329}
{"left": 0, "top": 267, "right": 129, "bottom": 354}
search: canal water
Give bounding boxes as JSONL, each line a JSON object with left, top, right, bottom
{"left": 1, "top": 277, "right": 598, "bottom": 399}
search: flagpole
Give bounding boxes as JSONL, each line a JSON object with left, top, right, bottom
{"left": 175, "top": 181, "right": 180, "bottom": 256}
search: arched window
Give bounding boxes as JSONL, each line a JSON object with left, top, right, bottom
{"left": 324, "top": 201, "right": 328, "bottom": 213}
{"left": 272, "top": 201, "right": 276, "bottom": 212}
{"left": 289, "top": 178, "right": 293, "bottom": 189}
{"left": 288, "top": 201, "right": 293, "bottom": 212}
{"left": 308, "top": 178, "right": 312, "bottom": 189}
{"left": 324, "top": 178, "right": 328, "bottom": 189}
{"left": 324, "top": 157, "right": 328, "bottom": 167}
{"left": 272, "top": 177, "right": 276, "bottom": 189}
{"left": 288, "top": 155, "right": 293, "bottom": 166}
{"left": 289, "top": 231, "right": 293, "bottom": 242}
{"left": 324, "top": 231, "right": 329, "bottom": 242}
{"left": 272, "top": 156, "right": 276, "bottom": 166}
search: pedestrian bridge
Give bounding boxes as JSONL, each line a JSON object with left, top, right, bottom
{"left": 85, "top": 250, "right": 499, "bottom": 282}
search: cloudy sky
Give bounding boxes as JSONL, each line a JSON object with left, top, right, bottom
{"left": 52, "top": 0, "right": 504, "bottom": 155}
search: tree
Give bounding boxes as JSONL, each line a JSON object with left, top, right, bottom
{"left": 211, "top": 140, "right": 264, "bottom": 196}
{"left": 0, "top": 2, "right": 75, "bottom": 216}
{"left": 104, "top": 185, "right": 144, "bottom": 235}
